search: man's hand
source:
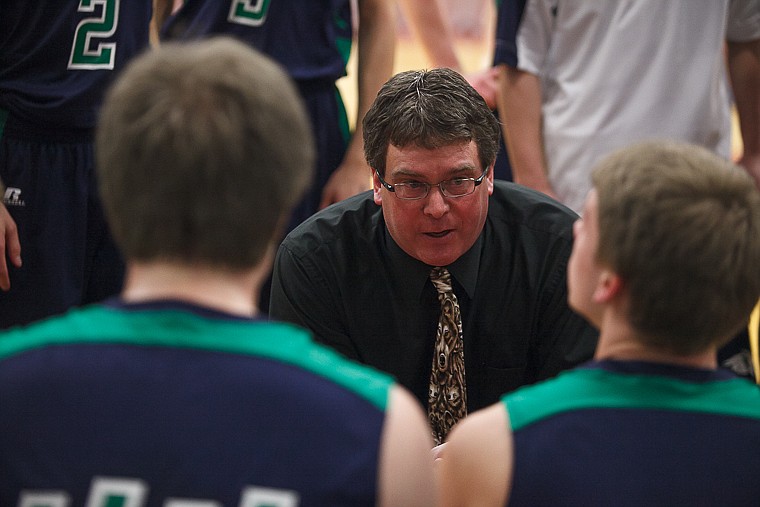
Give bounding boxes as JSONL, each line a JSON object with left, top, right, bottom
{"left": 465, "top": 66, "right": 500, "bottom": 110}
{"left": 0, "top": 203, "right": 22, "bottom": 291}
{"left": 318, "top": 154, "right": 372, "bottom": 209}
{"left": 431, "top": 442, "right": 447, "bottom": 462}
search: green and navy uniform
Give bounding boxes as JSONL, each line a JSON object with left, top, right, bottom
{"left": 0, "top": 300, "right": 394, "bottom": 506}
{"left": 0, "top": 1, "right": 153, "bottom": 328}
{"left": 503, "top": 360, "right": 760, "bottom": 506}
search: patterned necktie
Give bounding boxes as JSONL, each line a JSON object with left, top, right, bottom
{"left": 428, "top": 266, "right": 467, "bottom": 445}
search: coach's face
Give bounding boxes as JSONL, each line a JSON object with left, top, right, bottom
{"left": 373, "top": 141, "right": 494, "bottom": 267}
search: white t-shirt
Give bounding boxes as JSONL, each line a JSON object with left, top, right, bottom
{"left": 500, "top": 0, "right": 760, "bottom": 212}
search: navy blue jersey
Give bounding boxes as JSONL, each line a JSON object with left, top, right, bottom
{"left": 503, "top": 360, "right": 760, "bottom": 506}
{"left": 0, "top": 300, "right": 394, "bottom": 506}
{"left": 0, "top": 1, "right": 152, "bottom": 130}
{"left": 162, "top": 0, "right": 353, "bottom": 82}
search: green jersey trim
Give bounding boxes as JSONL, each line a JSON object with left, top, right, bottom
{"left": 503, "top": 367, "right": 760, "bottom": 432}
{"left": 333, "top": 8, "right": 351, "bottom": 68}
{"left": 0, "top": 305, "right": 393, "bottom": 411}
{"left": 335, "top": 87, "right": 351, "bottom": 144}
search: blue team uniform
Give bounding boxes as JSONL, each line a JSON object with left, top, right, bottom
{"left": 0, "top": 300, "right": 394, "bottom": 506}
{"left": 0, "top": 1, "right": 153, "bottom": 328}
{"left": 503, "top": 360, "right": 760, "bottom": 506}
{"left": 162, "top": 0, "right": 353, "bottom": 232}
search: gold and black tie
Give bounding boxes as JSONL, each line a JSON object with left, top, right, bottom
{"left": 428, "top": 266, "right": 467, "bottom": 445}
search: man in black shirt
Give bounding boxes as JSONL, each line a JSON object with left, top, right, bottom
{"left": 270, "top": 68, "right": 597, "bottom": 422}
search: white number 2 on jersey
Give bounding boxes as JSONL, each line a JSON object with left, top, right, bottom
{"left": 68, "top": 0, "right": 120, "bottom": 70}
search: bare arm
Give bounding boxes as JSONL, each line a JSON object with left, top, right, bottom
{"left": 0, "top": 183, "right": 22, "bottom": 291}
{"left": 396, "top": 0, "right": 462, "bottom": 70}
{"left": 377, "top": 385, "right": 437, "bottom": 507}
{"left": 151, "top": 0, "right": 179, "bottom": 42}
{"left": 319, "top": 0, "right": 395, "bottom": 208}
{"left": 728, "top": 38, "right": 760, "bottom": 189}
{"left": 397, "top": 0, "right": 498, "bottom": 108}
{"left": 438, "top": 403, "right": 512, "bottom": 507}
{"left": 496, "top": 64, "right": 556, "bottom": 198}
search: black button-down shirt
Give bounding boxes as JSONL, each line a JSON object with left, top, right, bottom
{"left": 270, "top": 181, "right": 598, "bottom": 411}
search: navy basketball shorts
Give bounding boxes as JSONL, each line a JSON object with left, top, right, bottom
{"left": 0, "top": 112, "right": 124, "bottom": 329}
{"left": 285, "top": 80, "right": 349, "bottom": 233}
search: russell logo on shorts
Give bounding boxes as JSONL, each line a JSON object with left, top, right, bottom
{"left": 3, "top": 187, "right": 25, "bottom": 207}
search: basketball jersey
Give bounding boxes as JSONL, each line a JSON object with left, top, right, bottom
{"left": 162, "top": 0, "right": 353, "bottom": 82}
{"left": 0, "top": 1, "right": 152, "bottom": 130}
{"left": 0, "top": 300, "right": 394, "bottom": 506}
{"left": 503, "top": 360, "right": 760, "bottom": 506}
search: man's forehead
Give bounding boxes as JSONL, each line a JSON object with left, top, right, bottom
{"left": 390, "top": 138, "right": 474, "bottom": 151}
{"left": 386, "top": 146, "right": 481, "bottom": 177}
{"left": 386, "top": 141, "right": 478, "bottom": 161}
{"left": 389, "top": 162, "right": 478, "bottom": 176}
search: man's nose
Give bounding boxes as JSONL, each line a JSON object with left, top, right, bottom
{"left": 423, "top": 185, "right": 450, "bottom": 218}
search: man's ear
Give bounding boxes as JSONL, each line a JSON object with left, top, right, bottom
{"left": 485, "top": 164, "right": 495, "bottom": 196}
{"left": 372, "top": 170, "right": 383, "bottom": 205}
{"left": 593, "top": 269, "right": 623, "bottom": 303}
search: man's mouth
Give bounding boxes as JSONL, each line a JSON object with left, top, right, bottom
{"left": 424, "top": 230, "right": 452, "bottom": 238}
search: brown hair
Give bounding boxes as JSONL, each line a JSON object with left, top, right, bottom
{"left": 96, "top": 37, "right": 314, "bottom": 270}
{"left": 363, "top": 68, "right": 500, "bottom": 176}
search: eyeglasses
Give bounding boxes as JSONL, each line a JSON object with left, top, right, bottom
{"left": 375, "top": 167, "right": 489, "bottom": 200}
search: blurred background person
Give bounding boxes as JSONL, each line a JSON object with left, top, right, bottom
{"left": 494, "top": 0, "right": 760, "bottom": 213}
{"left": 0, "top": 1, "right": 153, "bottom": 328}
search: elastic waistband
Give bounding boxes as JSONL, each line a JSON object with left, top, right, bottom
{"left": 295, "top": 77, "right": 340, "bottom": 94}
{"left": 0, "top": 109, "right": 93, "bottom": 143}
